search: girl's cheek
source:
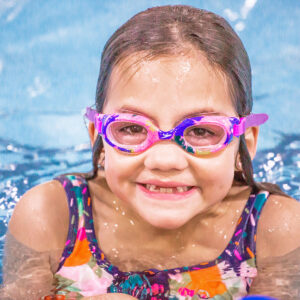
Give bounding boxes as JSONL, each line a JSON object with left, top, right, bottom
{"left": 194, "top": 153, "right": 235, "bottom": 176}
{"left": 104, "top": 149, "right": 142, "bottom": 180}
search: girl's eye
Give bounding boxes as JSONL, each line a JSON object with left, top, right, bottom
{"left": 184, "top": 124, "right": 225, "bottom": 147}
{"left": 189, "top": 127, "right": 215, "bottom": 137}
{"left": 109, "top": 122, "right": 148, "bottom": 145}
{"left": 119, "top": 124, "right": 146, "bottom": 134}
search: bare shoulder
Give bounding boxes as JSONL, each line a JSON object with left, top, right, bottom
{"left": 256, "top": 193, "right": 300, "bottom": 259}
{"left": 8, "top": 179, "right": 69, "bottom": 252}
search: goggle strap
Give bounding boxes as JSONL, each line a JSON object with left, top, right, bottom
{"left": 85, "top": 107, "right": 96, "bottom": 122}
{"left": 233, "top": 113, "right": 269, "bottom": 136}
{"left": 85, "top": 107, "right": 103, "bottom": 133}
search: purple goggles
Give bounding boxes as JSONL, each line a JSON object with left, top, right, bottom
{"left": 85, "top": 107, "right": 268, "bottom": 156}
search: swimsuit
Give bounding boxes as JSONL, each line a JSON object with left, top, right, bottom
{"left": 49, "top": 174, "right": 269, "bottom": 299}
{"left": 51, "top": 174, "right": 269, "bottom": 299}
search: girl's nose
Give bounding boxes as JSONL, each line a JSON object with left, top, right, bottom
{"left": 144, "top": 142, "right": 188, "bottom": 171}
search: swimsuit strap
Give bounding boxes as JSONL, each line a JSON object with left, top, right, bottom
{"left": 244, "top": 190, "right": 270, "bottom": 257}
{"left": 227, "top": 189, "right": 270, "bottom": 262}
{"left": 53, "top": 174, "right": 90, "bottom": 271}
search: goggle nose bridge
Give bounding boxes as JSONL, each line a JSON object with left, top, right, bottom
{"left": 158, "top": 128, "right": 176, "bottom": 140}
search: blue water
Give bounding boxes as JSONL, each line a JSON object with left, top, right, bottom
{"left": 0, "top": 0, "right": 300, "bottom": 284}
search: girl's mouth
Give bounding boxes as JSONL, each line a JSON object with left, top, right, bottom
{"left": 137, "top": 183, "right": 197, "bottom": 200}
{"left": 142, "top": 184, "right": 193, "bottom": 193}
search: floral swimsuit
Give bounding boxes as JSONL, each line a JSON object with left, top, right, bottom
{"left": 48, "top": 174, "right": 269, "bottom": 299}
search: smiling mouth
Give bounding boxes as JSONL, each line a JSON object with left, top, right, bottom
{"left": 141, "top": 184, "right": 194, "bottom": 193}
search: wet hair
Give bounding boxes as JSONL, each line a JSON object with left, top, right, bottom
{"left": 79, "top": 4, "right": 288, "bottom": 197}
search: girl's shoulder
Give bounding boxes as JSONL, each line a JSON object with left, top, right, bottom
{"left": 256, "top": 192, "right": 300, "bottom": 259}
{"left": 8, "top": 179, "right": 69, "bottom": 252}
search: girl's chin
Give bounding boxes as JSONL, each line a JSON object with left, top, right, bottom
{"left": 137, "top": 209, "right": 193, "bottom": 230}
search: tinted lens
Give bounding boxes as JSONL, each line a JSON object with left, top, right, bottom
{"left": 184, "top": 123, "right": 226, "bottom": 147}
{"left": 108, "top": 121, "right": 148, "bottom": 145}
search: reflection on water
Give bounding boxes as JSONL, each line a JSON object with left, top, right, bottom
{"left": 0, "top": 133, "right": 300, "bottom": 287}
{"left": 249, "top": 245, "right": 300, "bottom": 299}
{"left": 254, "top": 132, "right": 300, "bottom": 199}
{"left": 0, "top": 231, "right": 62, "bottom": 299}
{"left": 0, "top": 137, "right": 92, "bottom": 283}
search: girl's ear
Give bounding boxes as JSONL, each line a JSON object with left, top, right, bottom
{"left": 88, "top": 122, "right": 98, "bottom": 147}
{"left": 244, "top": 126, "right": 260, "bottom": 160}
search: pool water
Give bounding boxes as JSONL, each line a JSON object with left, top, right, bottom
{"left": 0, "top": 0, "right": 300, "bottom": 285}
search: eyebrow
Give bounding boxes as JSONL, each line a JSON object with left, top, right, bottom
{"left": 117, "top": 105, "right": 226, "bottom": 123}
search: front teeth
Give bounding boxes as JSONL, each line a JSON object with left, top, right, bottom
{"left": 145, "top": 184, "right": 190, "bottom": 193}
{"left": 176, "top": 186, "right": 186, "bottom": 193}
{"left": 147, "top": 184, "right": 156, "bottom": 192}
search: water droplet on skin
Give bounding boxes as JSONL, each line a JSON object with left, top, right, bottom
{"left": 175, "top": 231, "right": 182, "bottom": 239}
{"left": 274, "top": 201, "right": 282, "bottom": 208}
{"left": 218, "top": 229, "right": 224, "bottom": 235}
{"left": 151, "top": 77, "right": 159, "bottom": 83}
{"left": 191, "top": 244, "right": 196, "bottom": 248}
{"left": 283, "top": 222, "right": 290, "bottom": 230}
{"left": 175, "top": 59, "right": 191, "bottom": 82}
{"left": 130, "top": 220, "right": 135, "bottom": 225}
{"left": 268, "top": 228, "right": 275, "bottom": 233}
{"left": 114, "top": 224, "right": 118, "bottom": 228}
{"left": 202, "top": 220, "right": 209, "bottom": 226}
{"left": 224, "top": 234, "right": 227, "bottom": 239}
{"left": 121, "top": 211, "right": 125, "bottom": 216}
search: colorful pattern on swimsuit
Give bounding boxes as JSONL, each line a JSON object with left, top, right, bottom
{"left": 49, "top": 174, "right": 269, "bottom": 300}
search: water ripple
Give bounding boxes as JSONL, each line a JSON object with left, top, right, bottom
{"left": 253, "top": 132, "right": 300, "bottom": 199}
{"left": 0, "top": 137, "right": 92, "bottom": 228}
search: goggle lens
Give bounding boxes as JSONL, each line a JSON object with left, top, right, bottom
{"left": 183, "top": 123, "right": 226, "bottom": 147}
{"left": 108, "top": 121, "right": 148, "bottom": 146}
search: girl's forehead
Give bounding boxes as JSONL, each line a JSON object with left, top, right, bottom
{"left": 104, "top": 55, "right": 237, "bottom": 118}
{"left": 108, "top": 53, "right": 216, "bottom": 89}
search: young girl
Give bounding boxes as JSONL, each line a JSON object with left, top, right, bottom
{"left": 2, "top": 4, "right": 300, "bottom": 300}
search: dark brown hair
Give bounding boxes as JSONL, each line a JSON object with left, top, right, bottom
{"left": 78, "top": 5, "right": 288, "bottom": 197}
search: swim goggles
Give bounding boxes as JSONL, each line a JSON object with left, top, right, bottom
{"left": 85, "top": 107, "right": 268, "bottom": 155}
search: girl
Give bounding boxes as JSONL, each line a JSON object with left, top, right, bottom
{"left": 2, "top": 5, "right": 300, "bottom": 300}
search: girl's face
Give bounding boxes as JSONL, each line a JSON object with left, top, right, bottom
{"left": 100, "top": 54, "right": 240, "bottom": 230}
